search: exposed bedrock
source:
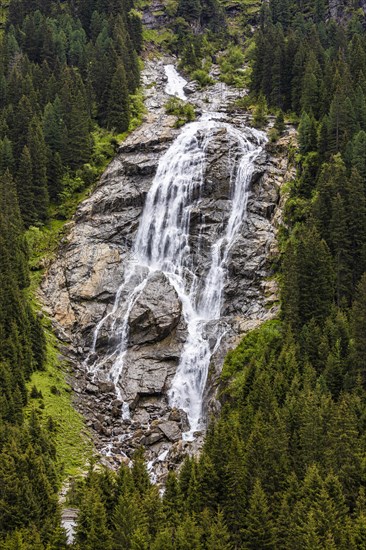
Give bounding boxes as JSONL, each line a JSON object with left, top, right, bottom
{"left": 41, "top": 60, "right": 295, "bottom": 479}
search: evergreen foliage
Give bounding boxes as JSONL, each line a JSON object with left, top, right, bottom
{"left": 0, "top": 0, "right": 141, "bottom": 217}
{"left": 3, "top": 0, "right": 366, "bottom": 545}
{"left": 0, "top": 0, "right": 142, "bottom": 545}
{"left": 72, "top": 9, "right": 366, "bottom": 548}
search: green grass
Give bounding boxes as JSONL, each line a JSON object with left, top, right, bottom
{"left": 25, "top": 223, "right": 93, "bottom": 479}
{"left": 26, "top": 327, "right": 93, "bottom": 478}
{"left": 143, "top": 27, "right": 175, "bottom": 48}
{"left": 165, "top": 97, "right": 196, "bottom": 127}
{"left": 23, "top": 92, "right": 147, "bottom": 481}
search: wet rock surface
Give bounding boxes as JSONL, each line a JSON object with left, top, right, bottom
{"left": 41, "top": 58, "right": 296, "bottom": 482}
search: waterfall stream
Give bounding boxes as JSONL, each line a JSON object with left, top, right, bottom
{"left": 164, "top": 64, "right": 187, "bottom": 100}
{"left": 89, "top": 112, "right": 266, "bottom": 439}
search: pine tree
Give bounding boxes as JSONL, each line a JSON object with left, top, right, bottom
{"left": 206, "top": 510, "right": 233, "bottom": 550}
{"left": 0, "top": 137, "right": 14, "bottom": 174}
{"left": 242, "top": 479, "right": 275, "bottom": 549}
{"left": 177, "top": 0, "right": 202, "bottom": 22}
{"left": 151, "top": 528, "right": 175, "bottom": 550}
{"left": 112, "top": 493, "right": 144, "bottom": 549}
{"left": 27, "top": 117, "right": 49, "bottom": 223}
{"left": 11, "top": 95, "right": 34, "bottom": 160}
{"left": 351, "top": 130, "right": 366, "bottom": 181}
{"left": 274, "top": 110, "right": 285, "bottom": 135}
{"left": 282, "top": 226, "right": 335, "bottom": 329}
{"left": 329, "top": 193, "right": 351, "bottom": 305}
{"left": 43, "top": 96, "right": 66, "bottom": 156}
{"left": 346, "top": 168, "right": 366, "bottom": 290}
{"left": 298, "top": 112, "right": 317, "bottom": 154}
{"left": 60, "top": 68, "right": 91, "bottom": 170}
{"left": 163, "top": 471, "right": 182, "bottom": 527}
{"left": 128, "top": 10, "right": 143, "bottom": 53}
{"left": 328, "top": 82, "right": 354, "bottom": 153}
{"left": 301, "top": 54, "right": 321, "bottom": 117}
{"left": 16, "top": 146, "right": 35, "bottom": 227}
{"left": 350, "top": 273, "right": 366, "bottom": 386}
{"left": 130, "top": 526, "right": 150, "bottom": 550}
{"left": 47, "top": 151, "right": 64, "bottom": 202}
{"left": 253, "top": 94, "right": 268, "bottom": 128}
{"left": 175, "top": 515, "right": 203, "bottom": 550}
{"left": 107, "top": 63, "right": 130, "bottom": 133}
{"left": 75, "top": 487, "right": 112, "bottom": 550}
{"left": 113, "top": 16, "right": 140, "bottom": 94}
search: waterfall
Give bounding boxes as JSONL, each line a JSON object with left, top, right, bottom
{"left": 164, "top": 64, "right": 187, "bottom": 100}
{"left": 89, "top": 113, "right": 266, "bottom": 438}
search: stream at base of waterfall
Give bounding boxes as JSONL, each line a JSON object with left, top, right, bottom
{"left": 86, "top": 66, "right": 266, "bottom": 443}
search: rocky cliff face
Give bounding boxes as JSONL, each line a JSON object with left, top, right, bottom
{"left": 41, "top": 60, "right": 295, "bottom": 479}
{"left": 328, "top": 0, "right": 366, "bottom": 21}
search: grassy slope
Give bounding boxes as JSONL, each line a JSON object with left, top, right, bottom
{"left": 25, "top": 104, "right": 146, "bottom": 481}
{"left": 26, "top": 330, "right": 93, "bottom": 478}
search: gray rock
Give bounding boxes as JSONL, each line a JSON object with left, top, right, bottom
{"left": 141, "top": 431, "right": 164, "bottom": 446}
{"left": 40, "top": 57, "right": 296, "bottom": 483}
{"left": 128, "top": 272, "right": 182, "bottom": 345}
{"left": 98, "top": 381, "right": 115, "bottom": 393}
{"left": 183, "top": 81, "right": 200, "bottom": 94}
{"left": 158, "top": 421, "right": 181, "bottom": 442}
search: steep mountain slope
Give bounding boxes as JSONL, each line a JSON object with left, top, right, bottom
{"left": 42, "top": 59, "right": 295, "bottom": 477}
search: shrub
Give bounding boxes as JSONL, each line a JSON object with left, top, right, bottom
{"left": 268, "top": 128, "right": 279, "bottom": 142}
{"left": 165, "top": 98, "right": 196, "bottom": 127}
{"left": 190, "top": 69, "right": 214, "bottom": 88}
{"left": 30, "top": 385, "right": 43, "bottom": 399}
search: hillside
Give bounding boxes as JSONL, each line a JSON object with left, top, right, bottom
{"left": 1, "top": 0, "right": 366, "bottom": 548}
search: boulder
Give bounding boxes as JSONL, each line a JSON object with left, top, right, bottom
{"left": 98, "top": 381, "right": 116, "bottom": 393}
{"left": 141, "top": 431, "right": 164, "bottom": 446}
{"left": 40, "top": 58, "right": 295, "bottom": 482}
{"left": 183, "top": 81, "right": 199, "bottom": 95}
{"left": 158, "top": 421, "right": 181, "bottom": 442}
{"left": 128, "top": 272, "right": 182, "bottom": 345}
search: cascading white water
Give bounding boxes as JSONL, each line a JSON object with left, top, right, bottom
{"left": 89, "top": 113, "right": 266, "bottom": 438}
{"left": 164, "top": 64, "right": 187, "bottom": 100}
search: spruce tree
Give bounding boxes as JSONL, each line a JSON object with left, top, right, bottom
{"left": 16, "top": 146, "right": 35, "bottom": 227}
{"left": 206, "top": 510, "right": 233, "bottom": 550}
{"left": 346, "top": 168, "right": 366, "bottom": 289}
{"left": 350, "top": 273, "right": 366, "bottom": 385}
{"left": 0, "top": 137, "right": 14, "bottom": 174}
{"left": 242, "top": 479, "right": 275, "bottom": 550}
{"left": 329, "top": 193, "right": 351, "bottom": 305}
{"left": 107, "top": 63, "right": 130, "bottom": 133}
{"left": 75, "top": 487, "right": 112, "bottom": 550}
{"left": 27, "top": 117, "right": 49, "bottom": 223}
{"left": 298, "top": 112, "right": 317, "bottom": 154}
{"left": 253, "top": 94, "right": 268, "bottom": 128}
{"left": 177, "top": 0, "right": 202, "bottom": 22}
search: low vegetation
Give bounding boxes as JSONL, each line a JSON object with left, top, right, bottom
{"left": 165, "top": 97, "right": 196, "bottom": 127}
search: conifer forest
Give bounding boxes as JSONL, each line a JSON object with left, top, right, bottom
{"left": 2, "top": 0, "right": 366, "bottom": 547}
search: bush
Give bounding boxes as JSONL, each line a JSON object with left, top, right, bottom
{"left": 190, "top": 69, "right": 214, "bottom": 88}
{"left": 30, "top": 385, "right": 43, "bottom": 399}
{"left": 253, "top": 94, "right": 268, "bottom": 128}
{"left": 268, "top": 128, "right": 279, "bottom": 142}
{"left": 165, "top": 98, "right": 196, "bottom": 127}
{"left": 219, "top": 46, "right": 246, "bottom": 88}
